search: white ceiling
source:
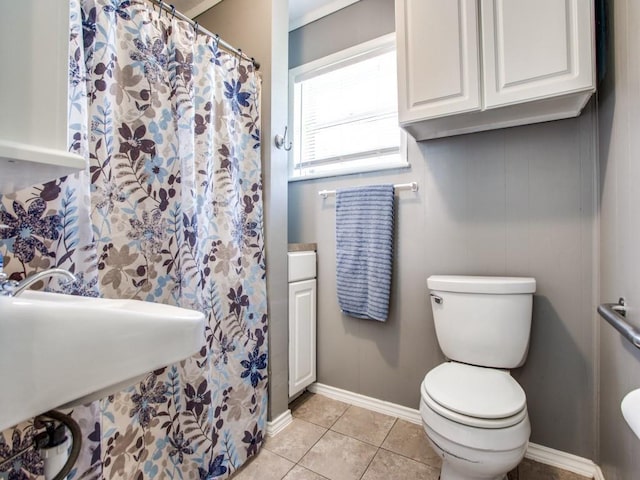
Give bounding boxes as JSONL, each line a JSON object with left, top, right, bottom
{"left": 288, "top": 0, "right": 360, "bottom": 31}
{"left": 169, "top": 0, "right": 223, "bottom": 19}
{"left": 169, "top": 0, "right": 360, "bottom": 31}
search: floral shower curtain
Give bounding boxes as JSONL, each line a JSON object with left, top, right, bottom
{"left": 0, "top": 1, "right": 267, "bottom": 479}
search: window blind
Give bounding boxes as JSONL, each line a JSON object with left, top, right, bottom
{"left": 292, "top": 48, "right": 401, "bottom": 178}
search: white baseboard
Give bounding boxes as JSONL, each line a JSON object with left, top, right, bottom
{"left": 266, "top": 409, "right": 292, "bottom": 437}
{"left": 308, "top": 383, "right": 604, "bottom": 479}
{"left": 525, "top": 442, "right": 603, "bottom": 479}
{"left": 593, "top": 465, "right": 606, "bottom": 480}
{"left": 308, "top": 383, "right": 422, "bottom": 425}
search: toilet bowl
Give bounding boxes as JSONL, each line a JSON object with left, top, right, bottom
{"left": 422, "top": 275, "right": 536, "bottom": 480}
{"left": 421, "top": 363, "right": 530, "bottom": 480}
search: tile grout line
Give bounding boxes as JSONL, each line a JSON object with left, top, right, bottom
{"left": 330, "top": 404, "right": 396, "bottom": 444}
{"left": 297, "top": 425, "right": 331, "bottom": 469}
{"left": 293, "top": 425, "right": 331, "bottom": 480}
{"left": 377, "top": 416, "right": 442, "bottom": 472}
{"left": 263, "top": 393, "right": 588, "bottom": 480}
{"left": 357, "top": 417, "right": 398, "bottom": 480}
{"left": 287, "top": 395, "right": 441, "bottom": 479}
{"left": 378, "top": 417, "right": 398, "bottom": 447}
{"left": 279, "top": 460, "right": 295, "bottom": 480}
{"left": 287, "top": 398, "right": 347, "bottom": 479}
{"left": 358, "top": 446, "right": 380, "bottom": 480}
{"left": 264, "top": 421, "right": 331, "bottom": 468}
{"left": 298, "top": 406, "right": 390, "bottom": 480}
{"left": 312, "top": 402, "right": 405, "bottom": 479}
{"left": 331, "top": 403, "right": 352, "bottom": 427}
{"left": 377, "top": 444, "right": 440, "bottom": 471}
{"left": 282, "top": 396, "right": 439, "bottom": 479}
{"left": 279, "top": 394, "right": 342, "bottom": 479}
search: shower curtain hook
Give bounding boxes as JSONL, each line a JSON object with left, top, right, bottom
{"left": 214, "top": 34, "right": 220, "bottom": 49}
{"left": 157, "top": 0, "right": 164, "bottom": 15}
{"left": 193, "top": 21, "right": 199, "bottom": 38}
{"left": 170, "top": 4, "right": 176, "bottom": 19}
{"left": 236, "top": 48, "right": 242, "bottom": 69}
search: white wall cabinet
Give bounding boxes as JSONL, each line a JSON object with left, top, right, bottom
{"left": 288, "top": 250, "right": 317, "bottom": 398}
{"left": 395, "top": 0, "right": 596, "bottom": 141}
{"left": 0, "top": 1, "right": 85, "bottom": 193}
{"left": 396, "top": 0, "right": 481, "bottom": 123}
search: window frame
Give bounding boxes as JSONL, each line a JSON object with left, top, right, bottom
{"left": 287, "top": 33, "right": 409, "bottom": 182}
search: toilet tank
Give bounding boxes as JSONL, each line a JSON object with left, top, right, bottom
{"left": 427, "top": 275, "right": 536, "bottom": 369}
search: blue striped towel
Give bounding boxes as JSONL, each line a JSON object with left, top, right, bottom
{"left": 336, "top": 184, "right": 395, "bottom": 321}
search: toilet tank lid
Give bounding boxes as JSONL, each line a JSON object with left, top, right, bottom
{"left": 427, "top": 275, "right": 536, "bottom": 294}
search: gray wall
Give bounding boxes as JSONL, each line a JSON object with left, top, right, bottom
{"left": 288, "top": 0, "right": 598, "bottom": 458}
{"left": 197, "top": 0, "right": 290, "bottom": 421}
{"left": 288, "top": 0, "right": 395, "bottom": 68}
{"left": 597, "top": 0, "right": 640, "bottom": 477}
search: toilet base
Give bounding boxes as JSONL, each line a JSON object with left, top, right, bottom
{"left": 425, "top": 424, "right": 526, "bottom": 480}
{"left": 420, "top": 392, "right": 529, "bottom": 480}
{"left": 439, "top": 461, "right": 506, "bottom": 480}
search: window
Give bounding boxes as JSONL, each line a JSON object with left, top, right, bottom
{"left": 288, "top": 34, "right": 407, "bottom": 180}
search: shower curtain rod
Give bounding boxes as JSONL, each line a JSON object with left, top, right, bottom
{"left": 147, "top": 0, "right": 261, "bottom": 70}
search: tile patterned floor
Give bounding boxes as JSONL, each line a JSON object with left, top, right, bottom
{"left": 230, "top": 392, "right": 592, "bottom": 480}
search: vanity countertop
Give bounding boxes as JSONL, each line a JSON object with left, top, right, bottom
{"left": 288, "top": 243, "right": 317, "bottom": 252}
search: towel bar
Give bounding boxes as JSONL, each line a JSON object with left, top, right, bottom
{"left": 598, "top": 298, "right": 640, "bottom": 349}
{"left": 318, "top": 181, "right": 419, "bottom": 199}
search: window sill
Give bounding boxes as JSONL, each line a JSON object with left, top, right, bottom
{"left": 288, "top": 160, "right": 410, "bottom": 183}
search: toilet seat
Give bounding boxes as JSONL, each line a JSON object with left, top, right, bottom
{"left": 422, "top": 362, "right": 527, "bottom": 429}
{"left": 422, "top": 387, "right": 527, "bottom": 429}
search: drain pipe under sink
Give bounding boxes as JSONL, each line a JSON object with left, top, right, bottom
{"left": 36, "top": 410, "right": 82, "bottom": 480}
{"left": 0, "top": 410, "right": 82, "bottom": 480}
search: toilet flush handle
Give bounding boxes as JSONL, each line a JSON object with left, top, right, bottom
{"left": 430, "top": 293, "right": 443, "bottom": 305}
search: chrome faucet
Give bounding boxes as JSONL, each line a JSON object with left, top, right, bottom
{"left": 0, "top": 268, "right": 77, "bottom": 297}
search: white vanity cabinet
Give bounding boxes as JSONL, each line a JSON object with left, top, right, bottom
{"left": 395, "top": 0, "right": 596, "bottom": 141}
{"left": 288, "top": 249, "right": 317, "bottom": 398}
{"left": 0, "top": 1, "right": 85, "bottom": 193}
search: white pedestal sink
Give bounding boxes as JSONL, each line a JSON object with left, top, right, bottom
{"left": 0, "top": 290, "right": 205, "bottom": 432}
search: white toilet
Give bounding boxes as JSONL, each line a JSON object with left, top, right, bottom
{"left": 421, "top": 275, "right": 536, "bottom": 480}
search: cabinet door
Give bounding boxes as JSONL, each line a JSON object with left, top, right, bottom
{"left": 396, "top": 0, "right": 481, "bottom": 123}
{"left": 480, "top": 0, "right": 594, "bottom": 109}
{"left": 289, "top": 279, "right": 317, "bottom": 397}
{"left": 0, "top": 1, "right": 85, "bottom": 193}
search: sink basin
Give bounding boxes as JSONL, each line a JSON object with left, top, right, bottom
{"left": 622, "top": 388, "right": 640, "bottom": 440}
{"left": 0, "top": 290, "right": 205, "bottom": 432}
